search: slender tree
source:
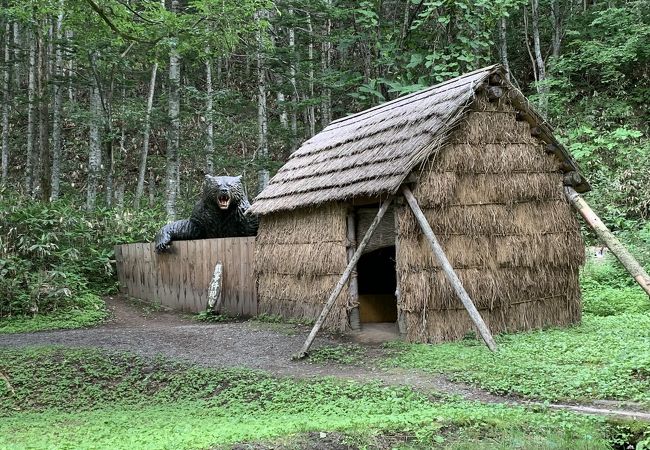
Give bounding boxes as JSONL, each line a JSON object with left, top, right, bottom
{"left": 37, "top": 23, "right": 51, "bottom": 201}
{"left": 256, "top": 9, "right": 269, "bottom": 192}
{"left": 306, "top": 12, "right": 315, "bottom": 137}
{"left": 135, "top": 62, "right": 158, "bottom": 209}
{"left": 25, "top": 34, "right": 36, "bottom": 195}
{"left": 288, "top": 7, "right": 298, "bottom": 154}
{"left": 321, "top": 0, "right": 332, "bottom": 127}
{"left": 165, "top": 0, "right": 182, "bottom": 221}
{"left": 205, "top": 49, "right": 215, "bottom": 174}
{"left": 1, "top": 21, "right": 11, "bottom": 186}
{"left": 12, "top": 22, "right": 20, "bottom": 91}
{"left": 530, "top": 0, "right": 548, "bottom": 117}
{"left": 499, "top": 16, "right": 510, "bottom": 80}
{"left": 50, "top": 1, "right": 65, "bottom": 200}
{"left": 86, "top": 78, "right": 102, "bottom": 210}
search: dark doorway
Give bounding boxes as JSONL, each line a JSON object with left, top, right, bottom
{"left": 357, "top": 246, "right": 397, "bottom": 323}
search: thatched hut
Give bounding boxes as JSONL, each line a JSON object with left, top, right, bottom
{"left": 249, "top": 65, "right": 589, "bottom": 343}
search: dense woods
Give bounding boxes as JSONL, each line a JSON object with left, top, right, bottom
{"left": 0, "top": 0, "right": 648, "bottom": 318}
{"left": 0, "top": 0, "right": 647, "bottom": 219}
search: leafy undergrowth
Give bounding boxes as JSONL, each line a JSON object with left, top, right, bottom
{"left": 0, "top": 192, "right": 162, "bottom": 328}
{"left": 308, "top": 344, "right": 367, "bottom": 365}
{"left": 0, "top": 347, "right": 611, "bottom": 450}
{"left": 385, "top": 313, "right": 650, "bottom": 404}
{"left": 0, "top": 294, "right": 107, "bottom": 333}
{"left": 386, "top": 258, "right": 650, "bottom": 405}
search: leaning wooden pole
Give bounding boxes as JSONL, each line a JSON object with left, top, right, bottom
{"left": 565, "top": 187, "right": 650, "bottom": 298}
{"left": 294, "top": 196, "right": 394, "bottom": 359}
{"left": 402, "top": 186, "right": 497, "bottom": 352}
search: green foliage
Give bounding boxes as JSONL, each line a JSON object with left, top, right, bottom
{"left": 308, "top": 344, "right": 366, "bottom": 365}
{"left": 0, "top": 347, "right": 611, "bottom": 449}
{"left": 581, "top": 258, "right": 650, "bottom": 317}
{"left": 0, "top": 294, "right": 107, "bottom": 334}
{"left": 386, "top": 311, "right": 650, "bottom": 403}
{"left": 0, "top": 191, "right": 164, "bottom": 321}
{"left": 547, "top": 1, "right": 650, "bottom": 226}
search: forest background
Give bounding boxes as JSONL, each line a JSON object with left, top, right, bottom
{"left": 0, "top": 0, "right": 648, "bottom": 320}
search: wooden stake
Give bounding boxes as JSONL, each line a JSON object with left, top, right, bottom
{"left": 346, "top": 211, "right": 361, "bottom": 331}
{"left": 402, "top": 186, "right": 497, "bottom": 352}
{"left": 207, "top": 262, "right": 223, "bottom": 311}
{"left": 294, "top": 196, "right": 394, "bottom": 359}
{"left": 565, "top": 187, "right": 650, "bottom": 298}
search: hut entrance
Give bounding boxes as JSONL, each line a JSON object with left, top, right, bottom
{"left": 357, "top": 246, "right": 398, "bottom": 323}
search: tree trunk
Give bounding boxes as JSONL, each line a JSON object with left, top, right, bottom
{"left": 12, "top": 22, "right": 20, "bottom": 91}
{"left": 37, "top": 24, "right": 51, "bottom": 201}
{"left": 321, "top": 0, "right": 332, "bottom": 127}
{"left": 306, "top": 13, "right": 316, "bottom": 137}
{"left": 498, "top": 16, "right": 510, "bottom": 80}
{"left": 277, "top": 91, "right": 288, "bottom": 129}
{"left": 205, "top": 53, "right": 214, "bottom": 174}
{"left": 65, "top": 29, "right": 74, "bottom": 102}
{"left": 165, "top": 0, "right": 181, "bottom": 221}
{"left": 256, "top": 9, "right": 269, "bottom": 192}
{"left": 530, "top": 0, "right": 548, "bottom": 117}
{"left": 134, "top": 63, "right": 158, "bottom": 209}
{"left": 25, "top": 35, "right": 36, "bottom": 195}
{"left": 269, "top": 25, "right": 288, "bottom": 132}
{"left": 1, "top": 21, "right": 11, "bottom": 186}
{"left": 148, "top": 169, "right": 155, "bottom": 207}
{"left": 86, "top": 81, "right": 102, "bottom": 210}
{"left": 288, "top": 8, "right": 298, "bottom": 154}
{"left": 550, "top": 0, "right": 562, "bottom": 61}
{"left": 50, "top": 2, "right": 65, "bottom": 200}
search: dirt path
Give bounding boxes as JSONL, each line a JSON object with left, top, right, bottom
{"left": 2, "top": 296, "right": 649, "bottom": 422}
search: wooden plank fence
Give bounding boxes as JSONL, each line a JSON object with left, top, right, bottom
{"left": 114, "top": 237, "right": 257, "bottom": 316}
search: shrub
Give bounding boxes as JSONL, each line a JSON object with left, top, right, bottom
{"left": 0, "top": 190, "right": 164, "bottom": 318}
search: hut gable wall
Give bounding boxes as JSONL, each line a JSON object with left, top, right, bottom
{"left": 255, "top": 203, "right": 349, "bottom": 330}
{"left": 396, "top": 91, "right": 585, "bottom": 343}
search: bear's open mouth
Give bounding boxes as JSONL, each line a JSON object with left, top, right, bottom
{"left": 217, "top": 194, "right": 231, "bottom": 209}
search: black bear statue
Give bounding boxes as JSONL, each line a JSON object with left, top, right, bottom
{"left": 154, "top": 175, "right": 258, "bottom": 253}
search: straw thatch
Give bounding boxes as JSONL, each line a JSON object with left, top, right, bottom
{"left": 252, "top": 65, "right": 586, "bottom": 342}
{"left": 255, "top": 203, "right": 350, "bottom": 330}
{"left": 249, "top": 64, "right": 587, "bottom": 216}
{"left": 396, "top": 91, "right": 584, "bottom": 342}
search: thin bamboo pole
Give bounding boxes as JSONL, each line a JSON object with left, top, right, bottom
{"left": 565, "top": 187, "right": 650, "bottom": 298}
{"left": 402, "top": 186, "right": 497, "bottom": 352}
{"left": 294, "top": 196, "right": 394, "bottom": 359}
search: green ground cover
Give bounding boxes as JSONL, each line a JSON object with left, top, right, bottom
{"left": 0, "top": 293, "right": 107, "bottom": 334}
{"left": 0, "top": 347, "right": 613, "bottom": 450}
{"left": 385, "top": 257, "right": 650, "bottom": 405}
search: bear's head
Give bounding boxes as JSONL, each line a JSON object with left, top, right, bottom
{"left": 203, "top": 175, "right": 245, "bottom": 210}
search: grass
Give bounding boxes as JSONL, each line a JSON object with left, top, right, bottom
{"left": 0, "top": 294, "right": 107, "bottom": 334}
{"left": 385, "top": 258, "right": 650, "bottom": 405}
{"left": 0, "top": 347, "right": 612, "bottom": 450}
{"left": 308, "top": 344, "right": 367, "bottom": 365}
{"left": 384, "top": 313, "right": 650, "bottom": 403}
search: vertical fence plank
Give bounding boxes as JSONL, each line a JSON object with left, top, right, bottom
{"left": 116, "top": 238, "right": 258, "bottom": 314}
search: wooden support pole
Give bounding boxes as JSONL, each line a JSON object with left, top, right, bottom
{"left": 346, "top": 211, "right": 361, "bottom": 330}
{"left": 294, "top": 196, "right": 394, "bottom": 359}
{"left": 565, "top": 187, "right": 650, "bottom": 298}
{"left": 402, "top": 186, "right": 497, "bottom": 352}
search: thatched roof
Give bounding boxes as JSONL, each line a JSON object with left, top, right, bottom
{"left": 250, "top": 64, "right": 587, "bottom": 216}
